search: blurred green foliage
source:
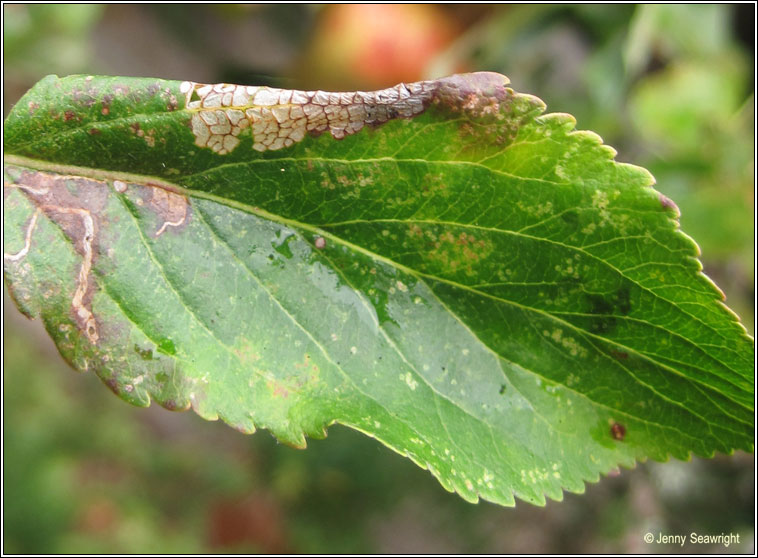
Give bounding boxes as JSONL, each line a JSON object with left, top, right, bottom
{"left": 3, "top": 5, "right": 104, "bottom": 79}
{"left": 3, "top": 3, "right": 754, "bottom": 553}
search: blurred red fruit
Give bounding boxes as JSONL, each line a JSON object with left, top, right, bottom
{"left": 300, "top": 4, "right": 460, "bottom": 90}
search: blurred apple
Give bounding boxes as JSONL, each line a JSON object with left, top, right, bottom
{"left": 298, "top": 4, "right": 461, "bottom": 90}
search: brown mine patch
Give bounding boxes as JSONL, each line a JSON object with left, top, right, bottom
{"left": 5, "top": 167, "right": 111, "bottom": 344}
{"left": 144, "top": 187, "right": 190, "bottom": 237}
{"left": 64, "top": 110, "right": 77, "bottom": 122}
{"left": 431, "top": 72, "right": 510, "bottom": 119}
{"left": 431, "top": 74, "right": 521, "bottom": 151}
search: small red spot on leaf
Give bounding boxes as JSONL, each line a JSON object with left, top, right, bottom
{"left": 610, "top": 349, "right": 628, "bottom": 360}
{"left": 314, "top": 236, "right": 326, "bottom": 249}
{"left": 104, "top": 377, "right": 120, "bottom": 395}
{"left": 659, "top": 194, "right": 679, "bottom": 216}
{"left": 161, "top": 399, "right": 179, "bottom": 410}
{"left": 610, "top": 422, "right": 626, "bottom": 441}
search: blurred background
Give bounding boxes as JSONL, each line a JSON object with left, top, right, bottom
{"left": 3, "top": 4, "right": 754, "bottom": 553}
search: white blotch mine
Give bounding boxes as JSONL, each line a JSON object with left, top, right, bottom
{"left": 182, "top": 79, "right": 438, "bottom": 154}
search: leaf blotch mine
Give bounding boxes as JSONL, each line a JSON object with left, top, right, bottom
{"left": 4, "top": 167, "right": 106, "bottom": 344}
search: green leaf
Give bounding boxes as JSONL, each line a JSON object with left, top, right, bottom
{"left": 3, "top": 73, "right": 753, "bottom": 506}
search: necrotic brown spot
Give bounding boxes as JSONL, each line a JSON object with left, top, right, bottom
{"left": 161, "top": 399, "right": 178, "bottom": 411}
{"left": 610, "top": 422, "right": 626, "bottom": 441}
{"left": 104, "top": 377, "right": 120, "bottom": 395}
{"left": 659, "top": 194, "right": 679, "bottom": 215}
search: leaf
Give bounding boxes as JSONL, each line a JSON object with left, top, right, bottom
{"left": 3, "top": 73, "right": 753, "bottom": 506}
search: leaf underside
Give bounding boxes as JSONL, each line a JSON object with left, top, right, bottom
{"left": 3, "top": 73, "right": 753, "bottom": 506}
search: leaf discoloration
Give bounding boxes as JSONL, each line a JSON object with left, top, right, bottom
{"left": 182, "top": 72, "right": 512, "bottom": 154}
{"left": 4, "top": 168, "right": 107, "bottom": 343}
{"left": 146, "top": 187, "right": 190, "bottom": 237}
